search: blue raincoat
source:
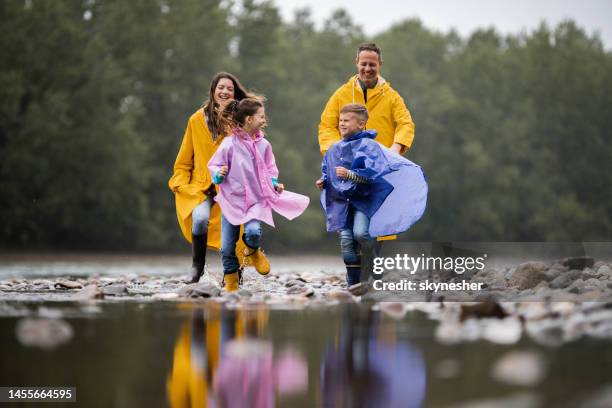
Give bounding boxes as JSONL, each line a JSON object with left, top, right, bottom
{"left": 320, "top": 130, "right": 428, "bottom": 236}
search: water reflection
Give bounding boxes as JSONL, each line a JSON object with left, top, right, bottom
{"left": 166, "top": 303, "right": 426, "bottom": 408}
{"left": 320, "top": 306, "right": 426, "bottom": 408}
{"left": 167, "top": 304, "right": 308, "bottom": 407}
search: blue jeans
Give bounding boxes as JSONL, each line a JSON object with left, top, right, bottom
{"left": 339, "top": 209, "right": 375, "bottom": 266}
{"left": 221, "top": 215, "right": 262, "bottom": 274}
{"left": 192, "top": 197, "right": 213, "bottom": 235}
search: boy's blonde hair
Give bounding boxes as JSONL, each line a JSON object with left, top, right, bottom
{"left": 340, "top": 104, "right": 368, "bottom": 122}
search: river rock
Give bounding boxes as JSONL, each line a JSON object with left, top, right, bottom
{"left": 562, "top": 256, "right": 594, "bottom": 270}
{"left": 597, "top": 265, "right": 612, "bottom": 278}
{"left": 550, "top": 270, "right": 583, "bottom": 289}
{"left": 178, "top": 283, "right": 220, "bottom": 298}
{"left": 73, "top": 284, "right": 104, "bottom": 301}
{"left": 285, "top": 280, "right": 304, "bottom": 288}
{"left": 54, "top": 280, "right": 83, "bottom": 290}
{"left": 15, "top": 318, "right": 73, "bottom": 349}
{"left": 102, "top": 284, "right": 128, "bottom": 296}
{"left": 508, "top": 262, "right": 548, "bottom": 290}
{"left": 286, "top": 285, "right": 314, "bottom": 297}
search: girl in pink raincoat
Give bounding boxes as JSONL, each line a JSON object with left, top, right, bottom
{"left": 208, "top": 98, "right": 310, "bottom": 291}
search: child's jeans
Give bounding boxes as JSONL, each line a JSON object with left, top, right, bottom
{"left": 191, "top": 197, "right": 213, "bottom": 235}
{"left": 339, "top": 209, "right": 375, "bottom": 266}
{"left": 340, "top": 208, "right": 380, "bottom": 281}
{"left": 221, "top": 215, "right": 262, "bottom": 274}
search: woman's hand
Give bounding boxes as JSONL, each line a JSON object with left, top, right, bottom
{"left": 335, "top": 166, "right": 349, "bottom": 179}
{"left": 218, "top": 165, "right": 229, "bottom": 177}
{"left": 275, "top": 183, "right": 285, "bottom": 193}
{"left": 315, "top": 179, "right": 325, "bottom": 190}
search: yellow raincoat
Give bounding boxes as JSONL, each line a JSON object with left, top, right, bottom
{"left": 318, "top": 75, "right": 415, "bottom": 154}
{"left": 168, "top": 110, "right": 224, "bottom": 249}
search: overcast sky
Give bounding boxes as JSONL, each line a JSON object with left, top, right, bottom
{"left": 274, "top": 0, "right": 612, "bottom": 48}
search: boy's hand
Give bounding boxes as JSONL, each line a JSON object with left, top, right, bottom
{"left": 218, "top": 166, "right": 229, "bottom": 177}
{"left": 335, "top": 166, "right": 349, "bottom": 179}
{"left": 274, "top": 183, "right": 285, "bottom": 193}
{"left": 315, "top": 179, "right": 325, "bottom": 190}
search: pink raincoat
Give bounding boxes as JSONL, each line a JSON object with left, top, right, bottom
{"left": 208, "top": 128, "right": 309, "bottom": 226}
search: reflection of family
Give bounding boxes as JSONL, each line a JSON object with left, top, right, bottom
{"left": 169, "top": 43, "right": 427, "bottom": 291}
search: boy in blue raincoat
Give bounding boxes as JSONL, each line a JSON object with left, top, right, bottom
{"left": 316, "top": 104, "right": 427, "bottom": 286}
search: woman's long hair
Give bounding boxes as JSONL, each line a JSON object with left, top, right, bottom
{"left": 203, "top": 72, "right": 255, "bottom": 140}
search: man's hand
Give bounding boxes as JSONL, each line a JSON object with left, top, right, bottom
{"left": 335, "top": 166, "right": 349, "bottom": 179}
{"left": 274, "top": 183, "right": 285, "bottom": 193}
{"left": 315, "top": 179, "right": 325, "bottom": 190}
{"left": 218, "top": 165, "right": 229, "bottom": 177}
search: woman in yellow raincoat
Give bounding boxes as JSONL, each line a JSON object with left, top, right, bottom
{"left": 169, "top": 72, "right": 255, "bottom": 283}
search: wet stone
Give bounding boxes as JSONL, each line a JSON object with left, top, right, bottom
{"left": 286, "top": 285, "right": 312, "bottom": 296}
{"left": 563, "top": 256, "right": 595, "bottom": 270}
{"left": 550, "top": 270, "right": 583, "bottom": 289}
{"left": 285, "top": 279, "right": 304, "bottom": 288}
{"left": 73, "top": 285, "right": 104, "bottom": 301}
{"left": 178, "top": 283, "right": 221, "bottom": 298}
{"left": 327, "top": 290, "right": 354, "bottom": 302}
{"left": 102, "top": 284, "right": 128, "bottom": 296}
{"left": 508, "top": 262, "right": 548, "bottom": 290}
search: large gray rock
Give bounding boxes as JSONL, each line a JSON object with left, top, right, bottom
{"left": 508, "top": 262, "right": 548, "bottom": 290}
{"left": 550, "top": 270, "right": 583, "bottom": 289}
{"left": 102, "top": 284, "right": 128, "bottom": 296}
{"left": 178, "top": 283, "right": 221, "bottom": 298}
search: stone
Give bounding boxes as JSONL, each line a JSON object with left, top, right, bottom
{"left": 238, "top": 289, "right": 253, "bottom": 298}
{"left": 285, "top": 280, "right": 304, "bottom": 288}
{"left": 286, "top": 285, "right": 313, "bottom": 296}
{"left": 54, "top": 280, "right": 83, "bottom": 290}
{"left": 550, "top": 270, "right": 583, "bottom": 289}
{"left": 15, "top": 318, "right": 73, "bottom": 349}
{"left": 102, "top": 284, "right": 128, "bottom": 296}
{"left": 508, "top": 262, "right": 548, "bottom": 290}
{"left": 178, "top": 283, "right": 220, "bottom": 298}
{"left": 597, "top": 265, "right": 612, "bottom": 277}
{"left": 73, "top": 284, "right": 104, "bottom": 301}
{"left": 562, "top": 256, "right": 595, "bottom": 270}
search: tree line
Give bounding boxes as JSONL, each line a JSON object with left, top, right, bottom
{"left": 1, "top": 0, "right": 611, "bottom": 251}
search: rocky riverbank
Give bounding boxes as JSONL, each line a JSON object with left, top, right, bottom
{"left": 2, "top": 256, "right": 612, "bottom": 346}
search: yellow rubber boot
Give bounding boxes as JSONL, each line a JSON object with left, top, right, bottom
{"left": 245, "top": 247, "right": 270, "bottom": 275}
{"left": 223, "top": 271, "right": 240, "bottom": 292}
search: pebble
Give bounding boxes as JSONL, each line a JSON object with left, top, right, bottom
{"left": 15, "top": 318, "right": 73, "bottom": 349}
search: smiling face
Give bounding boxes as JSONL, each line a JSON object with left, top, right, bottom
{"left": 339, "top": 112, "right": 366, "bottom": 138}
{"left": 356, "top": 50, "right": 382, "bottom": 87}
{"left": 245, "top": 106, "right": 267, "bottom": 133}
{"left": 214, "top": 78, "right": 235, "bottom": 109}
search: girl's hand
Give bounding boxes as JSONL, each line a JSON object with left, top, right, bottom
{"left": 315, "top": 179, "right": 325, "bottom": 190}
{"left": 335, "top": 166, "right": 349, "bottom": 179}
{"left": 275, "top": 183, "right": 285, "bottom": 193}
{"left": 218, "top": 166, "right": 229, "bottom": 177}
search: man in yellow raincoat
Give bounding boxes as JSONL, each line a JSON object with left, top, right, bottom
{"left": 318, "top": 43, "right": 415, "bottom": 155}
{"left": 318, "top": 43, "right": 416, "bottom": 285}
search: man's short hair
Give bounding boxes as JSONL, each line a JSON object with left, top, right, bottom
{"left": 340, "top": 104, "right": 369, "bottom": 122}
{"left": 357, "top": 43, "right": 382, "bottom": 62}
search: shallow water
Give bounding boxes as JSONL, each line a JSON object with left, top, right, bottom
{"left": 2, "top": 253, "right": 612, "bottom": 407}
{"left": 2, "top": 301, "right": 612, "bottom": 408}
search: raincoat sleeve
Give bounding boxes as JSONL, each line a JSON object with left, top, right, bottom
{"left": 263, "top": 141, "right": 279, "bottom": 179}
{"left": 392, "top": 93, "right": 415, "bottom": 153}
{"left": 320, "top": 155, "right": 328, "bottom": 184}
{"left": 318, "top": 91, "right": 341, "bottom": 155}
{"left": 168, "top": 120, "right": 194, "bottom": 192}
{"left": 208, "top": 138, "right": 232, "bottom": 182}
